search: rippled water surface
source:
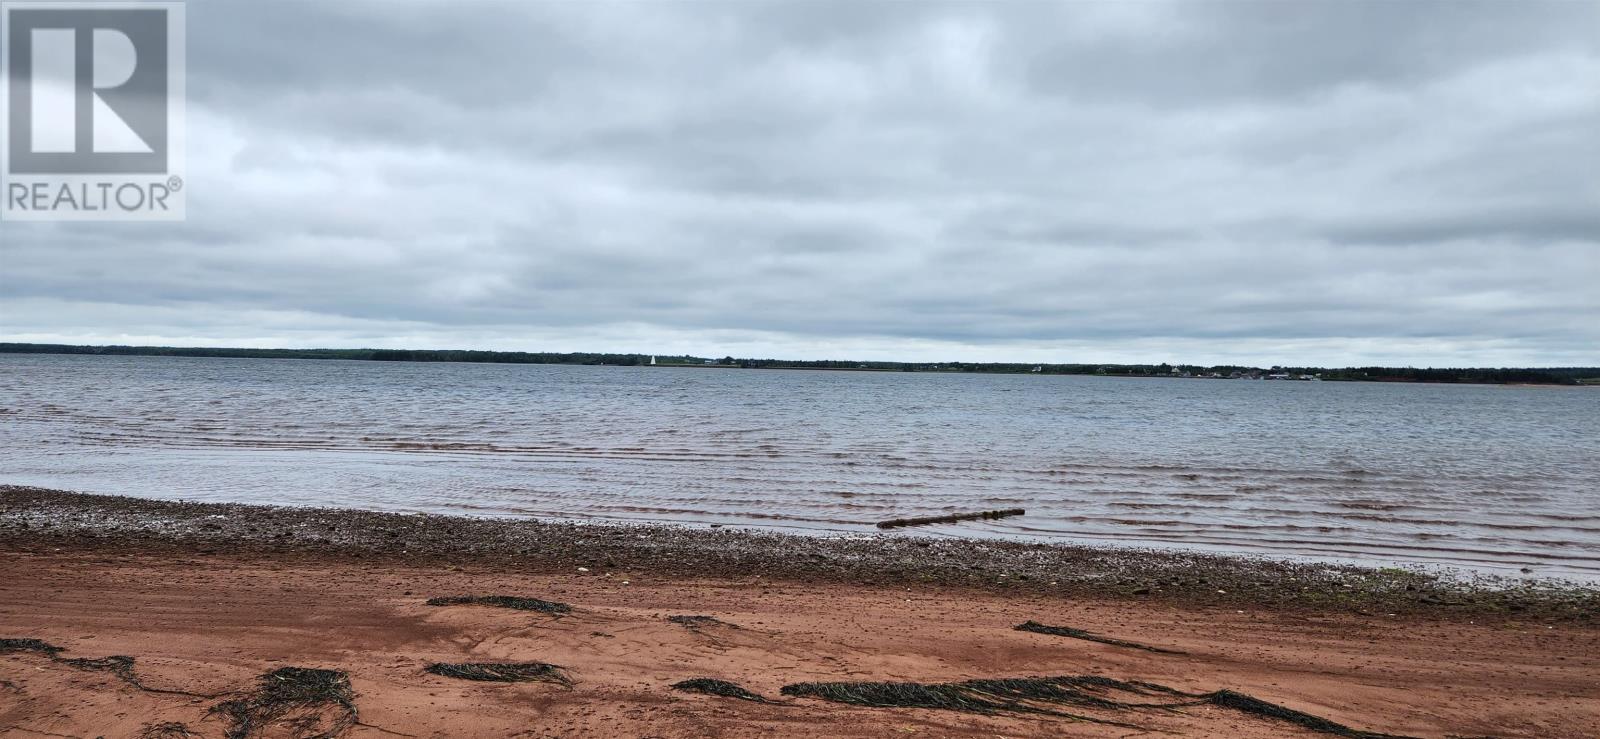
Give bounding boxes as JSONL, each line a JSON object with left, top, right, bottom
{"left": 2, "top": 354, "right": 1597, "bottom": 577}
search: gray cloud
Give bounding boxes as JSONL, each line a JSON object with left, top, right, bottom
{"left": 2, "top": 0, "right": 1597, "bottom": 366}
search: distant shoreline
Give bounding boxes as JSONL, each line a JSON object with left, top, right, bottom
{"left": 6, "top": 500, "right": 1595, "bottom": 736}
{"left": 4, "top": 485, "right": 1596, "bottom": 622}
{"left": 4, "top": 342, "right": 1595, "bottom": 386}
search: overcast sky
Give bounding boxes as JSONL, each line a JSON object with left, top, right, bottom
{"left": 1, "top": 0, "right": 1596, "bottom": 366}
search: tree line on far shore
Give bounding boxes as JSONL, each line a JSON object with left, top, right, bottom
{"left": 2, "top": 342, "right": 1594, "bottom": 386}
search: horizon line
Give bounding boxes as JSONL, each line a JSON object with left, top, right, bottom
{"left": 3, "top": 341, "right": 1596, "bottom": 373}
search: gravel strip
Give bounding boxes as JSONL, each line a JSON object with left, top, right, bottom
{"left": 3, "top": 485, "right": 1595, "bottom": 621}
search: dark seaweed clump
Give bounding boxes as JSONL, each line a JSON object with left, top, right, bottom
{"left": 138, "top": 722, "right": 198, "bottom": 739}
{"left": 671, "top": 678, "right": 780, "bottom": 704}
{"left": 780, "top": 675, "right": 1416, "bottom": 738}
{"left": 1014, "top": 620, "right": 1186, "bottom": 654}
{"left": 210, "top": 667, "right": 357, "bottom": 739}
{"left": 58, "top": 654, "right": 141, "bottom": 684}
{"left": 667, "top": 614, "right": 737, "bottom": 629}
{"left": 780, "top": 676, "right": 1162, "bottom": 727}
{"left": 1, "top": 637, "right": 211, "bottom": 697}
{"left": 0, "top": 637, "right": 64, "bottom": 656}
{"left": 426, "top": 594, "right": 572, "bottom": 614}
{"left": 424, "top": 661, "right": 572, "bottom": 687}
{"left": 1207, "top": 689, "right": 1411, "bottom": 739}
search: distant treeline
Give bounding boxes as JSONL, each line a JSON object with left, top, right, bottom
{"left": 0, "top": 342, "right": 682, "bottom": 366}
{"left": 2, "top": 342, "right": 1595, "bottom": 385}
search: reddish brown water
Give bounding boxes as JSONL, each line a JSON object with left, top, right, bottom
{"left": 3, "top": 353, "right": 1597, "bottom": 578}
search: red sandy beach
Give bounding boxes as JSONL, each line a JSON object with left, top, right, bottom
{"left": 1, "top": 487, "right": 1596, "bottom": 738}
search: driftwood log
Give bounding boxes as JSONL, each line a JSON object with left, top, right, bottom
{"left": 876, "top": 508, "right": 1024, "bottom": 529}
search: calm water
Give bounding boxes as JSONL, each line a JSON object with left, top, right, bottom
{"left": 2, "top": 354, "right": 1597, "bottom": 578}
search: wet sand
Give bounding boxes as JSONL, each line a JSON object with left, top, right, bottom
{"left": 2, "top": 487, "right": 1598, "bottom": 737}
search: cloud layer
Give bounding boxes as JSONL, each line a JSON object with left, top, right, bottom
{"left": 3, "top": 0, "right": 1597, "bottom": 365}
